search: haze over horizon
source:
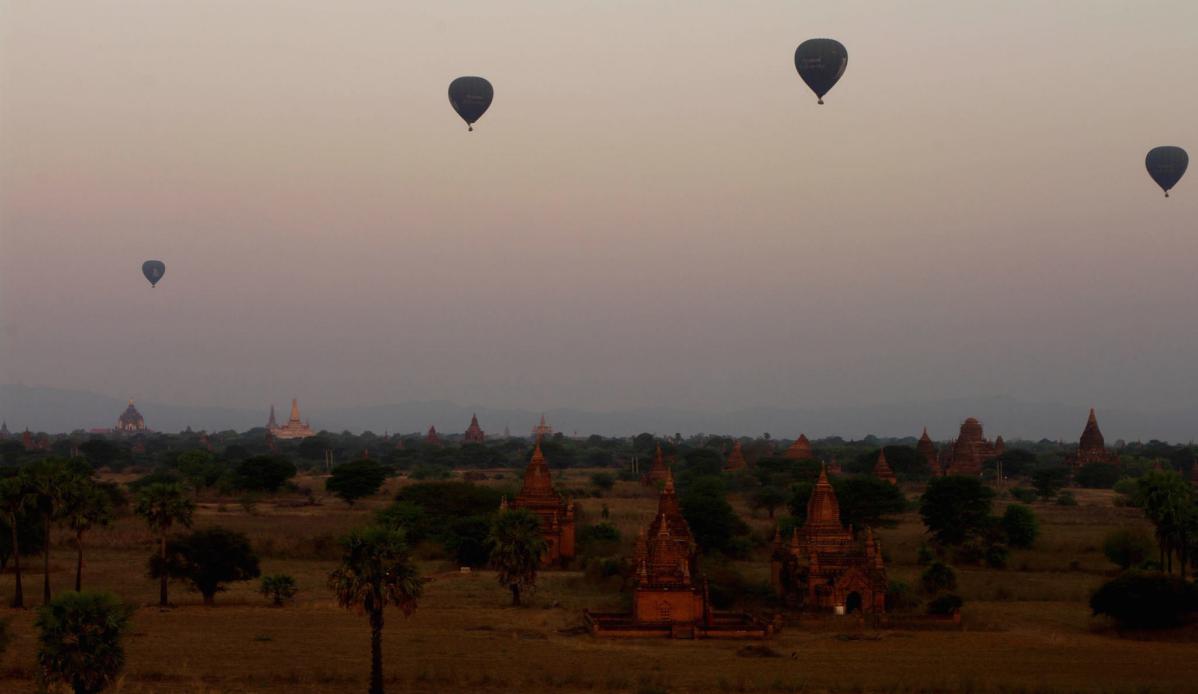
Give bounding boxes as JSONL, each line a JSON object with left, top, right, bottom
{"left": 2, "top": 2, "right": 1196, "bottom": 420}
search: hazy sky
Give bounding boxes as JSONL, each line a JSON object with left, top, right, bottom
{"left": 2, "top": 1, "right": 1196, "bottom": 415}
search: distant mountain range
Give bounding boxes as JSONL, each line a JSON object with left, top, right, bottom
{"left": 1, "top": 384, "right": 1193, "bottom": 443}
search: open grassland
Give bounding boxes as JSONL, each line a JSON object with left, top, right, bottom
{"left": 0, "top": 474, "right": 1194, "bottom": 693}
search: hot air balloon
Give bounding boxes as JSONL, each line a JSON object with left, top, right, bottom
{"left": 1145, "top": 146, "right": 1188, "bottom": 197}
{"left": 142, "top": 260, "right": 165, "bottom": 288}
{"left": 448, "top": 76, "right": 493, "bottom": 131}
{"left": 794, "top": 39, "right": 848, "bottom": 104}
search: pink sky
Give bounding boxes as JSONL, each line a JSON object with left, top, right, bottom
{"left": 2, "top": 1, "right": 1196, "bottom": 413}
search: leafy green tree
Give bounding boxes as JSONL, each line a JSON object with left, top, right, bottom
{"left": 835, "top": 477, "right": 908, "bottom": 533}
{"left": 134, "top": 483, "right": 195, "bottom": 607}
{"left": 1031, "top": 467, "right": 1069, "bottom": 500}
{"left": 0, "top": 474, "right": 42, "bottom": 608}
{"left": 1090, "top": 571, "right": 1198, "bottom": 629}
{"left": 173, "top": 450, "right": 221, "bottom": 497}
{"left": 487, "top": 508, "right": 547, "bottom": 606}
{"left": 444, "top": 515, "right": 493, "bottom": 567}
{"left": 680, "top": 476, "right": 745, "bottom": 554}
{"left": 328, "top": 525, "right": 422, "bottom": 694}
{"left": 233, "top": 455, "right": 296, "bottom": 492}
{"left": 326, "top": 460, "right": 388, "bottom": 505}
{"left": 154, "top": 527, "right": 260, "bottom": 606}
{"left": 1103, "top": 527, "right": 1155, "bottom": 570}
{"left": 61, "top": 477, "right": 114, "bottom": 591}
{"left": 1075, "top": 462, "right": 1121, "bottom": 489}
{"left": 381, "top": 482, "right": 504, "bottom": 544}
{"left": 78, "top": 439, "right": 122, "bottom": 470}
{"left": 589, "top": 472, "right": 615, "bottom": 492}
{"left": 993, "top": 449, "right": 1038, "bottom": 478}
{"left": 919, "top": 476, "right": 995, "bottom": 546}
{"left": 260, "top": 574, "right": 298, "bottom": 606}
{"left": 36, "top": 590, "right": 133, "bottom": 694}
{"left": 1137, "top": 470, "right": 1196, "bottom": 577}
{"left": 1001, "top": 504, "right": 1039, "bottom": 549}
{"left": 749, "top": 485, "right": 788, "bottom": 519}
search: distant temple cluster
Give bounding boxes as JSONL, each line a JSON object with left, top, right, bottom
{"left": 936, "top": 417, "right": 1003, "bottom": 476}
{"left": 267, "top": 399, "right": 316, "bottom": 440}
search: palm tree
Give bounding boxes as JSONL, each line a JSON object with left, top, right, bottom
{"left": 134, "top": 483, "right": 194, "bottom": 607}
{"left": 487, "top": 508, "right": 547, "bottom": 606}
{"left": 60, "top": 478, "right": 114, "bottom": 592}
{"left": 0, "top": 475, "right": 33, "bottom": 608}
{"left": 25, "top": 460, "right": 73, "bottom": 604}
{"left": 328, "top": 525, "right": 422, "bottom": 694}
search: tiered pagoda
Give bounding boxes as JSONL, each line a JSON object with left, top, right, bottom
{"left": 531, "top": 414, "right": 553, "bottom": 439}
{"left": 1066, "top": 409, "right": 1119, "bottom": 472}
{"left": 585, "top": 469, "right": 773, "bottom": 639}
{"left": 425, "top": 426, "right": 442, "bottom": 447}
{"left": 724, "top": 441, "right": 747, "bottom": 471}
{"left": 917, "top": 428, "right": 941, "bottom": 476}
{"left": 504, "top": 438, "right": 574, "bottom": 566}
{"left": 771, "top": 466, "right": 888, "bottom": 614}
{"left": 941, "top": 417, "right": 998, "bottom": 476}
{"left": 269, "top": 399, "right": 316, "bottom": 440}
{"left": 463, "top": 414, "right": 486, "bottom": 444}
{"left": 116, "top": 399, "right": 146, "bottom": 433}
{"left": 783, "top": 434, "right": 815, "bottom": 461}
{"left": 873, "top": 449, "right": 897, "bottom": 485}
{"left": 642, "top": 443, "right": 671, "bottom": 485}
{"left": 0, "top": 421, "right": 9, "bottom": 439}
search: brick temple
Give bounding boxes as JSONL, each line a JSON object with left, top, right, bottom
{"left": 463, "top": 413, "right": 486, "bottom": 444}
{"left": 783, "top": 434, "right": 815, "bottom": 461}
{"left": 939, "top": 417, "right": 999, "bottom": 476}
{"left": 503, "top": 438, "right": 575, "bottom": 566}
{"left": 771, "top": 466, "right": 888, "bottom": 614}
{"left": 917, "top": 428, "right": 941, "bottom": 476}
{"left": 643, "top": 443, "right": 671, "bottom": 485}
{"left": 1066, "top": 408, "right": 1119, "bottom": 473}
{"left": 873, "top": 449, "right": 897, "bottom": 485}
{"left": 585, "top": 469, "right": 774, "bottom": 639}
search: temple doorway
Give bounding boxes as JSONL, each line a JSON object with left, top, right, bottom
{"left": 845, "top": 592, "right": 862, "bottom": 614}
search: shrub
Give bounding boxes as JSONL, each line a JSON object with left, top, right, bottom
{"left": 920, "top": 562, "right": 957, "bottom": 595}
{"left": 444, "top": 515, "right": 492, "bottom": 567}
{"left": 36, "top": 591, "right": 133, "bottom": 694}
{"left": 1090, "top": 572, "right": 1198, "bottom": 629}
{"left": 985, "top": 543, "right": 1009, "bottom": 569}
{"left": 589, "top": 472, "right": 615, "bottom": 492}
{"left": 409, "top": 464, "right": 452, "bottom": 481}
{"left": 1102, "top": 528, "right": 1156, "bottom": 570}
{"left": 1001, "top": 504, "right": 1039, "bottom": 548}
{"left": 1032, "top": 468, "right": 1069, "bottom": 500}
{"left": 916, "top": 543, "right": 934, "bottom": 565}
{"left": 1112, "top": 478, "right": 1142, "bottom": 507}
{"left": 1009, "top": 487, "right": 1038, "bottom": 504}
{"left": 1056, "top": 491, "right": 1078, "bottom": 506}
{"left": 919, "top": 476, "right": 994, "bottom": 545}
{"left": 233, "top": 456, "right": 296, "bottom": 492}
{"left": 927, "top": 594, "right": 964, "bottom": 616}
{"left": 260, "top": 574, "right": 298, "bottom": 606}
{"left": 885, "top": 580, "right": 921, "bottom": 612}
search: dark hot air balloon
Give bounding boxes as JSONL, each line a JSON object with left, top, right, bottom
{"left": 794, "top": 39, "right": 848, "bottom": 104}
{"left": 142, "top": 260, "right": 165, "bottom": 288}
{"left": 1145, "top": 146, "right": 1188, "bottom": 197}
{"left": 448, "top": 77, "right": 493, "bottom": 131}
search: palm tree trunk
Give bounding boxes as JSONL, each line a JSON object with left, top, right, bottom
{"left": 510, "top": 584, "right": 521, "bottom": 606}
{"left": 369, "top": 608, "right": 384, "bottom": 694}
{"left": 159, "top": 533, "right": 169, "bottom": 606}
{"left": 75, "top": 530, "right": 84, "bottom": 592}
{"left": 9, "top": 519, "right": 23, "bottom": 608}
{"left": 42, "top": 513, "right": 51, "bottom": 604}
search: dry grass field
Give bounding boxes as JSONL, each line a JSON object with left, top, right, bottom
{"left": 0, "top": 472, "right": 1194, "bottom": 693}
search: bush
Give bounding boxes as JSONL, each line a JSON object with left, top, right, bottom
{"left": 919, "top": 477, "right": 995, "bottom": 545}
{"left": 680, "top": 476, "right": 749, "bottom": 556}
{"left": 1090, "top": 572, "right": 1198, "bottom": 629}
{"left": 1001, "top": 504, "right": 1039, "bottom": 548}
{"left": 985, "top": 543, "right": 1009, "bottom": 569}
{"left": 444, "top": 515, "right": 492, "bottom": 567}
{"left": 1112, "top": 478, "right": 1142, "bottom": 507}
{"left": 920, "top": 562, "right": 957, "bottom": 595}
{"left": 927, "top": 593, "right": 963, "bottom": 616}
{"left": 1056, "top": 491, "right": 1078, "bottom": 506}
{"left": 260, "top": 574, "right": 298, "bottom": 606}
{"left": 233, "top": 456, "right": 296, "bottom": 492}
{"left": 886, "top": 580, "right": 921, "bottom": 612}
{"left": 916, "top": 543, "right": 934, "bottom": 566}
{"left": 409, "top": 464, "right": 452, "bottom": 481}
{"left": 1102, "top": 528, "right": 1155, "bottom": 570}
{"left": 1032, "top": 468, "right": 1069, "bottom": 500}
{"left": 1009, "top": 487, "right": 1038, "bottom": 504}
{"left": 36, "top": 591, "right": 133, "bottom": 694}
